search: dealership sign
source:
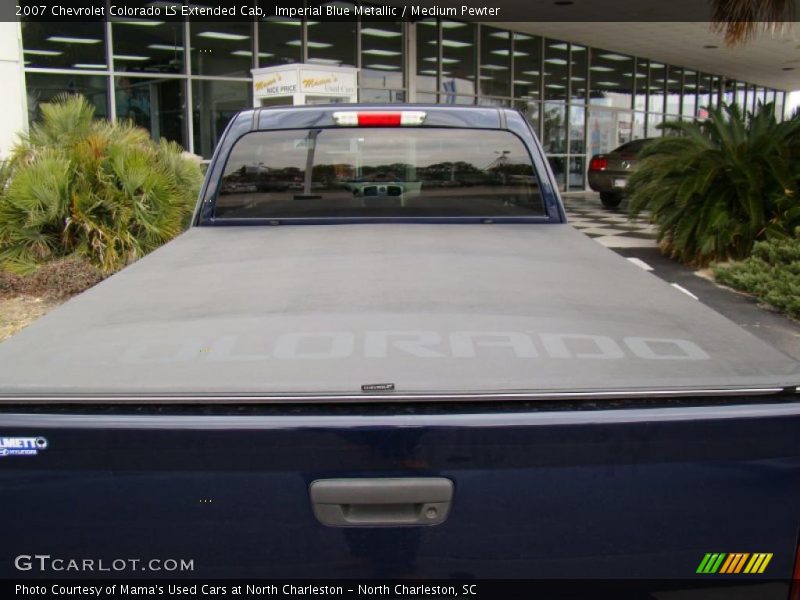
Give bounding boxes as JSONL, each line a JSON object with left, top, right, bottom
{"left": 300, "top": 70, "right": 357, "bottom": 95}
{"left": 253, "top": 69, "right": 298, "bottom": 96}
{"left": 252, "top": 64, "right": 358, "bottom": 105}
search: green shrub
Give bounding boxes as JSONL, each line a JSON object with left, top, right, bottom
{"left": 628, "top": 102, "right": 800, "bottom": 266}
{"left": 713, "top": 233, "right": 800, "bottom": 319}
{"left": 0, "top": 94, "right": 203, "bottom": 274}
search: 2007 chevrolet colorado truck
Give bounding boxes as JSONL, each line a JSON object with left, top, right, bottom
{"left": 0, "top": 105, "right": 799, "bottom": 596}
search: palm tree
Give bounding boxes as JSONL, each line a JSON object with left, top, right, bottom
{"left": 627, "top": 102, "right": 800, "bottom": 266}
{"left": 711, "top": 0, "right": 795, "bottom": 45}
{"left": 0, "top": 94, "right": 203, "bottom": 274}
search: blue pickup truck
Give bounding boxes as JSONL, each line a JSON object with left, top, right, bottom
{"left": 0, "top": 105, "right": 799, "bottom": 596}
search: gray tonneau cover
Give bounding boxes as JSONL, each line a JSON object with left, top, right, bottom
{"left": 0, "top": 224, "right": 798, "bottom": 400}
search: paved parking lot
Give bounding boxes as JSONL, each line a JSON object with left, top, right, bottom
{"left": 562, "top": 193, "right": 658, "bottom": 248}
{"left": 564, "top": 192, "right": 800, "bottom": 361}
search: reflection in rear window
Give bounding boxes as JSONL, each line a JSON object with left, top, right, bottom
{"left": 215, "top": 128, "right": 545, "bottom": 219}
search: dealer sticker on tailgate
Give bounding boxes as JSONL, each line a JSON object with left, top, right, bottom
{"left": 0, "top": 437, "right": 48, "bottom": 457}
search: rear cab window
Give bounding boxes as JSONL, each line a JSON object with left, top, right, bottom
{"left": 214, "top": 128, "right": 545, "bottom": 220}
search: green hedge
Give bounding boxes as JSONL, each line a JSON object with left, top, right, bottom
{"left": 713, "top": 234, "right": 800, "bottom": 319}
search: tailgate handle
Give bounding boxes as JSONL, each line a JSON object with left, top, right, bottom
{"left": 309, "top": 478, "right": 453, "bottom": 527}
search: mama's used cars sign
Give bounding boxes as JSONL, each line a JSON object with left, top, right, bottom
{"left": 253, "top": 70, "right": 298, "bottom": 96}
{"left": 252, "top": 64, "right": 358, "bottom": 104}
{"left": 300, "top": 70, "right": 356, "bottom": 95}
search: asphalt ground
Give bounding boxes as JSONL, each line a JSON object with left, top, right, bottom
{"left": 563, "top": 193, "right": 800, "bottom": 362}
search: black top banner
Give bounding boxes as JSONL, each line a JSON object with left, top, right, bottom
{"left": 7, "top": 0, "right": 800, "bottom": 22}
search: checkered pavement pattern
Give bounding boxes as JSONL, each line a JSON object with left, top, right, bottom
{"left": 561, "top": 193, "right": 659, "bottom": 248}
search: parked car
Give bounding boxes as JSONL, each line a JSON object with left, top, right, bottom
{"left": 588, "top": 138, "right": 653, "bottom": 208}
{"left": 0, "top": 106, "right": 798, "bottom": 594}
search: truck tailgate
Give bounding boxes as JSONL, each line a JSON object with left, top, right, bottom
{"left": 1, "top": 400, "right": 799, "bottom": 594}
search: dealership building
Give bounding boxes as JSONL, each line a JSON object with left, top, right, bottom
{"left": 0, "top": 3, "right": 797, "bottom": 190}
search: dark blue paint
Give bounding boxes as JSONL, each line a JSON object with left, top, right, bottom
{"left": 1, "top": 408, "right": 798, "bottom": 587}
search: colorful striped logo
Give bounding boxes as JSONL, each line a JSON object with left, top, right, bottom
{"left": 696, "top": 553, "right": 773, "bottom": 574}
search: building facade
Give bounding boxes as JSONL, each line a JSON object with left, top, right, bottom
{"left": 14, "top": 7, "right": 790, "bottom": 191}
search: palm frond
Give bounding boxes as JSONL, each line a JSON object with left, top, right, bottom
{"left": 627, "top": 101, "right": 800, "bottom": 266}
{"left": 710, "top": 0, "right": 794, "bottom": 45}
{"left": 0, "top": 94, "right": 203, "bottom": 274}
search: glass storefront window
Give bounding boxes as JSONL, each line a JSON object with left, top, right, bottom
{"left": 26, "top": 72, "right": 109, "bottom": 122}
{"left": 589, "top": 48, "right": 633, "bottom": 109}
{"left": 709, "top": 75, "right": 720, "bottom": 109}
{"left": 568, "top": 157, "right": 584, "bottom": 191}
{"left": 359, "top": 89, "right": 405, "bottom": 103}
{"left": 445, "top": 96, "right": 476, "bottom": 105}
{"left": 416, "top": 19, "right": 438, "bottom": 96}
{"left": 439, "top": 21, "right": 476, "bottom": 97}
{"left": 544, "top": 40, "right": 568, "bottom": 101}
{"left": 360, "top": 21, "right": 403, "bottom": 90}
{"left": 111, "top": 19, "right": 184, "bottom": 74}
{"left": 697, "top": 73, "right": 712, "bottom": 117}
{"left": 775, "top": 92, "right": 785, "bottom": 120}
{"left": 648, "top": 62, "right": 666, "bottom": 113}
{"left": 190, "top": 21, "right": 252, "bottom": 77}
{"left": 588, "top": 108, "right": 632, "bottom": 155}
{"left": 618, "top": 112, "right": 634, "bottom": 146}
{"left": 568, "top": 105, "right": 585, "bottom": 154}
{"left": 756, "top": 86, "right": 766, "bottom": 110}
{"left": 192, "top": 79, "right": 250, "bottom": 158}
{"left": 115, "top": 77, "right": 185, "bottom": 145}
{"left": 307, "top": 2, "right": 356, "bottom": 67}
{"left": 632, "top": 112, "right": 645, "bottom": 140}
{"left": 634, "top": 58, "right": 648, "bottom": 111}
{"left": 21, "top": 16, "right": 778, "bottom": 170}
{"left": 515, "top": 100, "right": 540, "bottom": 138}
{"left": 477, "top": 97, "right": 510, "bottom": 107}
{"left": 647, "top": 113, "right": 663, "bottom": 137}
{"left": 257, "top": 10, "right": 303, "bottom": 68}
{"left": 22, "top": 21, "right": 106, "bottom": 70}
{"left": 570, "top": 44, "right": 587, "bottom": 103}
{"left": 734, "top": 81, "right": 746, "bottom": 110}
{"left": 25, "top": 73, "right": 108, "bottom": 123}
{"left": 665, "top": 66, "right": 682, "bottom": 115}
{"left": 543, "top": 101, "right": 566, "bottom": 154}
{"left": 513, "top": 33, "right": 541, "bottom": 101}
{"left": 663, "top": 114, "right": 681, "bottom": 134}
{"left": 764, "top": 88, "right": 775, "bottom": 108}
{"left": 720, "top": 79, "right": 734, "bottom": 105}
{"left": 682, "top": 70, "right": 697, "bottom": 118}
{"left": 548, "top": 156, "right": 566, "bottom": 191}
{"left": 479, "top": 26, "right": 510, "bottom": 98}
